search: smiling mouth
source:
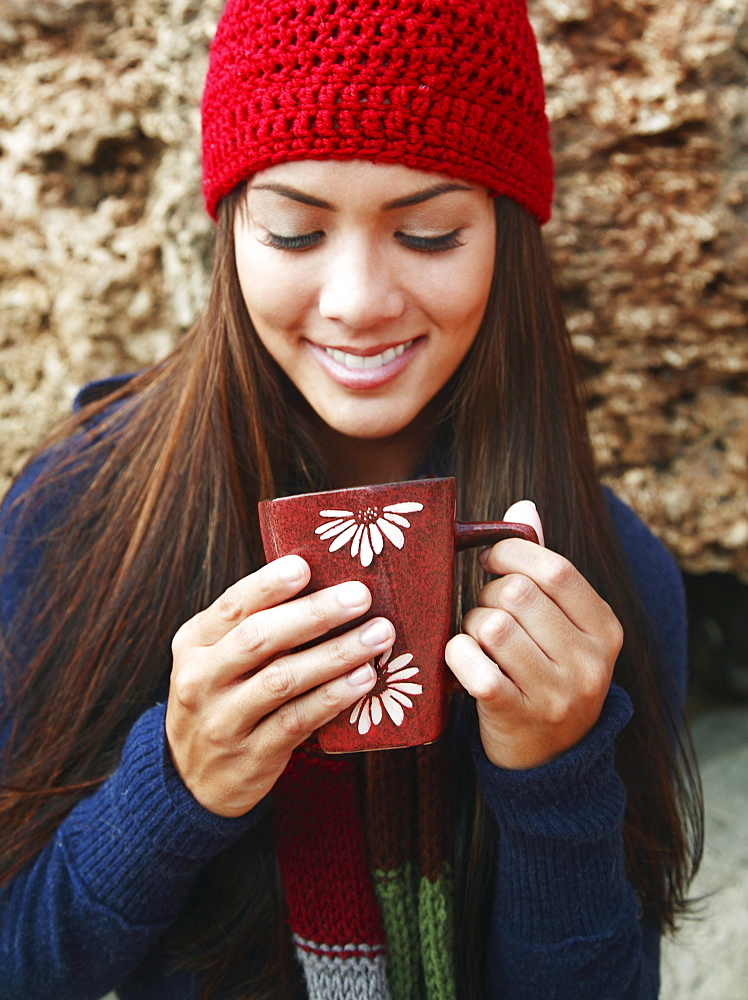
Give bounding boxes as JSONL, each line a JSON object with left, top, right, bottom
{"left": 323, "top": 340, "right": 414, "bottom": 370}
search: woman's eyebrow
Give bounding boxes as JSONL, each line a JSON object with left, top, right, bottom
{"left": 382, "top": 182, "right": 472, "bottom": 209}
{"left": 250, "top": 183, "right": 333, "bottom": 209}
{"left": 248, "top": 181, "right": 473, "bottom": 211}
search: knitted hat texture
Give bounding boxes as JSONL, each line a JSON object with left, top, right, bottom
{"left": 201, "top": 0, "right": 553, "bottom": 223}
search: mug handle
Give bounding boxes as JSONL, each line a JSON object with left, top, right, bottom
{"left": 455, "top": 520, "right": 538, "bottom": 550}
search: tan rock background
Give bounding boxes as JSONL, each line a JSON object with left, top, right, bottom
{"left": 1, "top": 0, "right": 747, "bottom": 578}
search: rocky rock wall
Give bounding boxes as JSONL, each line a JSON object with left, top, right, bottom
{"left": 1, "top": 0, "right": 746, "bottom": 577}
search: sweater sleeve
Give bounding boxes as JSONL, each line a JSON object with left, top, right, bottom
{"left": 0, "top": 706, "right": 258, "bottom": 1000}
{"left": 473, "top": 494, "right": 686, "bottom": 999}
{"left": 0, "top": 449, "right": 259, "bottom": 1000}
{"left": 474, "top": 685, "right": 659, "bottom": 999}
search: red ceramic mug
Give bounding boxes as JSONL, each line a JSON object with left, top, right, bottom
{"left": 258, "top": 477, "right": 537, "bottom": 753}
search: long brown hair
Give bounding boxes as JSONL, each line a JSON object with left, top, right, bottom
{"left": 0, "top": 190, "right": 702, "bottom": 998}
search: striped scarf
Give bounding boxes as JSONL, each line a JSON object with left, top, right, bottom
{"left": 273, "top": 738, "right": 457, "bottom": 1000}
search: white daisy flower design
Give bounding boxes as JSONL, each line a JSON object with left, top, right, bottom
{"left": 349, "top": 646, "right": 423, "bottom": 735}
{"left": 314, "top": 501, "right": 424, "bottom": 567}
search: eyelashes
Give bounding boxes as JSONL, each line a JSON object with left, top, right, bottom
{"left": 261, "top": 229, "right": 465, "bottom": 253}
{"left": 397, "top": 230, "right": 465, "bottom": 253}
{"left": 262, "top": 231, "right": 323, "bottom": 251}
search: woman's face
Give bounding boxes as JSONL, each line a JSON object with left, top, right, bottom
{"left": 234, "top": 160, "right": 496, "bottom": 445}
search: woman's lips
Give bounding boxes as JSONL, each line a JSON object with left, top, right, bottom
{"left": 308, "top": 337, "right": 422, "bottom": 388}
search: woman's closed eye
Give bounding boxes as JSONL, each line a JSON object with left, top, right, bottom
{"left": 261, "top": 231, "right": 324, "bottom": 251}
{"left": 396, "top": 229, "right": 465, "bottom": 252}
{"left": 260, "top": 229, "right": 466, "bottom": 253}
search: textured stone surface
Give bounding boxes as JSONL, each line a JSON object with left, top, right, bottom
{"left": 1, "top": 0, "right": 747, "bottom": 579}
{"left": 0, "top": 0, "right": 221, "bottom": 484}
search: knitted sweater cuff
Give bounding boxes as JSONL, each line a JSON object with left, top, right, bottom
{"left": 64, "top": 702, "right": 261, "bottom": 925}
{"left": 472, "top": 683, "right": 638, "bottom": 943}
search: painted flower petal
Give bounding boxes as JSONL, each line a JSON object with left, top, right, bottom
{"left": 383, "top": 502, "right": 424, "bottom": 514}
{"left": 388, "top": 666, "right": 419, "bottom": 681}
{"left": 381, "top": 512, "right": 411, "bottom": 528}
{"left": 378, "top": 646, "right": 392, "bottom": 668}
{"left": 350, "top": 697, "right": 365, "bottom": 725}
{"left": 328, "top": 522, "right": 359, "bottom": 551}
{"left": 360, "top": 528, "right": 374, "bottom": 567}
{"left": 369, "top": 521, "right": 384, "bottom": 554}
{"left": 377, "top": 518, "right": 405, "bottom": 548}
{"left": 318, "top": 518, "right": 356, "bottom": 539}
{"left": 358, "top": 699, "right": 372, "bottom": 735}
{"left": 390, "top": 682, "right": 423, "bottom": 696}
{"left": 388, "top": 689, "right": 413, "bottom": 708}
{"left": 350, "top": 523, "right": 365, "bottom": 558}
{"left": 315, "top": 518, "right": 344, "bottom": 534}
{"left": 381, "top": 690, "right": 405, "bottom": 725}
{"left": 387, "top": 653, "right": 413, "bottom": 672}
{"left": 370, "top": 696, "right": 383, "bottom": 725}
{"left": 320, "top": 508, "right": 354, "bottom": 518}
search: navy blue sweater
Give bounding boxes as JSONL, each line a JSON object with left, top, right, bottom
{"left": 0, "top": 385, "right": 687, "bottom": 999}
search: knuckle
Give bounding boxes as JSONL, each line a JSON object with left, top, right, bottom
{"left": 477, "top": 610, "right": 514, "bottom": 648}
{"left": 253, "top": 565, "right": 283, "bottom": 604}
{"left": 606, "top": 614, "right": 625, "bottom": 656}
{"left": 234, "top": 616, "right": 266, "bottom": 657}
{"left": 278, "top": 700, "right": 306, "bottom": 737}
{"left": 544, "top": 691, "right": 571, "bottom": 725}
{"left": 500, "top": 574, "right": 536, "bottom": 610}
{"left": 214, "top": 585, "right": 244, "bottom": 625}
{"left": 327, "top": 632, "right": 357, "bottom": 669}
{"left": 317, "top": 681, "right": 343, "bottom": 711}
{"left": 543, "top": 554, "right": 575, "bottom": 591}
{"left": 576, "top": 660, "right": 604, "bottom": 701}
{"left": 202, "top": 712, "right": 230, "bottom": 747}
{"left": 171, "top": 667, "right": 202, "bottom": 710}
{"left": 263, "top": 659, "right": 296, "bottom": 699}
{"left": 304, "top": 590, "right": 330, "bottom": 628}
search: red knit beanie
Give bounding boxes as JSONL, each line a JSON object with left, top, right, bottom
{"left": 201, "top": 0, "right": 553, "bottom": 223}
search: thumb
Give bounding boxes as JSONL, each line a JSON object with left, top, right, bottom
{"left": 503, "top": 500, "right": 545, "bottom": 548}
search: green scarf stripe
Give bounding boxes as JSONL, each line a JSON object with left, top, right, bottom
{"left": 418, "top": 867, "right": 456, "bottom": 1000}
{"left": 372, "top": 861, "right": 425, "bottom": 1000}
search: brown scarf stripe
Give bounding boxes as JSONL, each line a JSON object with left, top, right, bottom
{"left": 417, "top": 739, "right": 453, "bottom": 882}
{"left": 365, "top": 749, "right": 417, "bottom": 872}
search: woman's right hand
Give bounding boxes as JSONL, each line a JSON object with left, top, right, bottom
{"left": 165, "top": 555, "right": 390, "bottom": 817}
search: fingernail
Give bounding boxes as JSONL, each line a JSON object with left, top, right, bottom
{"left": 336, "top": 581, "right": 369, "bottom": 608}
{"left": 478, "top": 547, "right": 490, "bottom": 567}
{"left": 349, "top": 664, "right": 376, "bottom": 688}
{"left": 360, "top": 619, "right": 393, "bottom": 647}
{"left": 278, "top": 555, "right": 306, "bottom": 583}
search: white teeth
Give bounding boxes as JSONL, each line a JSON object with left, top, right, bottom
{"left": 324, "top": 340, "right": 413, "bottom": 370}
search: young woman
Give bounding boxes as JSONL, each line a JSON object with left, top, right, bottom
{"left": 0, "top": 1, "right": 702, "bottom": 998}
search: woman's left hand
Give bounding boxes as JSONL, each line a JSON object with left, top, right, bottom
{"left": 445, "top": 501, "right": 624, "bottom": 770}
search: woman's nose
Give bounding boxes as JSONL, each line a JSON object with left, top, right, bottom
{"left": 318, "top": 241, "right": 406, "bottom": 329}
